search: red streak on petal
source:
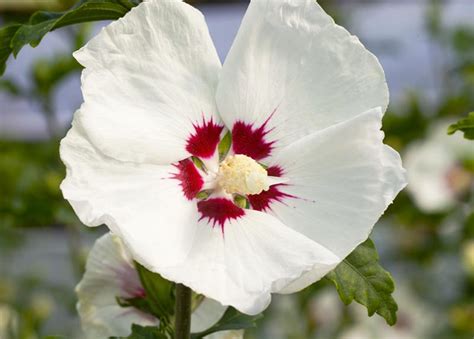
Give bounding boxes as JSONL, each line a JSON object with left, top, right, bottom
{"left": 248, "top": 165, "right": 294, "bottom": 212}
{"left": 248, "top": 185, "right": 295, "bottom": 212}
{"left": 197, "top": 198, "right": 245, "bottom": 231}
{"left": 267, "top": 165, "right": 284, "bottom": 177}
{"left": 171, "top": 159, "right": 204, "bottom": 200}
{"left": 232, "top": 114, "right": 275, "bottom": 160}
{"left": 186, "top": 117, "right": 224, "bottom": 158}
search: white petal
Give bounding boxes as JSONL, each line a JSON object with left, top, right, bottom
{"left": 191, "top": 298, "right": 227, "bottom": 333}
{"left": 267, "top": 108, "right": 406, "bottom": 293}
{"left": 76, "top": 234, "right": 158, "bottom": 338}
{"left": 74, "top": 0, "right": 221, "bottom": 165}
{"left": 216, "top": 0, "right": 388, "bottom": 151}
{"left": 60, "top": 117, "right": 199, "bottom": 267}
{"left": 160, "top": 210, "right": 338, "bottom": 315}
{"left": 381, "top": 145, "right": 408, "bottom": 206}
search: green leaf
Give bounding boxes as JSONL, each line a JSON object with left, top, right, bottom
{"left": 116, "top": 296, "right": 157, "bottom": 319}
{"left": 124, "top": 324, "right": 167, "bottom": 339}
{"left": 326, "top": 239, "right": 398, "bottom": 325}
{"left": 447, "top": 112, "right": 474, "bottom": 140}
{"left": 0, "top": 24, "right": 21, "bottom": 75}
{"left": 134, "top": 262, "right": 175, "bottom": 327}
{"left": 0, "top": 0, "right": 136, "bottom": 75}
{"left": 191, "top": 307, "right": 262, "bottom": 339}
{"left": 11, "top": 20, "right": 57, "bottom": 55}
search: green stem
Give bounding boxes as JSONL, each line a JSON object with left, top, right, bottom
{"left": 174, "top": 283, "right": 192, "bottom": 339}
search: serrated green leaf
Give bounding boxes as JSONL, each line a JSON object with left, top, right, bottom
{"left": 0, "top": 24, "right": 21, "bottom": 75}
{"left": 0, "top": 0, "right": 135, "bottom": 75}
{"left": 11, "top": 1, "right": 130, "bottom": 56}
{"left": 326, "top": 238, "right": 398, "bottom": 325}
{"left": 191, "top": 307, "right": 262, "bottom": 339}
{"left": 447, "top": 112, "right": 474, "bottom": 140}
{"left": 11, "top": 20, "right": 57, "bottom": 55}
{"left": 29, "top": 10, "right": 63, "bottom": 25}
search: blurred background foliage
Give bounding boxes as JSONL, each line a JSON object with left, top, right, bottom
{"left": 0, "top": 0, "right": 473, "bottom": 338}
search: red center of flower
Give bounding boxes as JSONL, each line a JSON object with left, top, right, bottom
{"left": 197, "top": 198, "right": 245, "bottom": 231}
{"left": 186, "top": 117, "right": 223, "bottom": 159}
{"left": 231, "top": 118, "right": 275, "bottom": 161}
{"left": 171, "top": 159, "right": 204, "bottom": 200}
{"left": 172, "top": 114, "right": 295, "bottom": 232}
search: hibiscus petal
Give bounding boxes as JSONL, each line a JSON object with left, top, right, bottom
{"left": 191, "top": 298, "right": 227, "bottom": 333}
{"left": 76, "top": 234, "right": 158, "bottom": 338}
{"left": 159, "top": 210, "right": 338, "bottom": 315}
{"left": 216, "top": 0, "right": 388, "bottom": 153}
{"left": 60, "top": 117, "right": 199, "bottom": 267}
{"left": 266, "top": 108, "right": 406, "bottom": 293}
{"left": 74, "top": 0, "right": 221, "bottom": 165}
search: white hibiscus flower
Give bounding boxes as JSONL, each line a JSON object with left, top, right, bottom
{"left": 404, "top": 121, "right": 473, "bottom": 213}
{"left": 61, "top": 0, "right": 406, "bottom": 315}
{"left": 77, "top": 233, "right": 242, "bottom": 338}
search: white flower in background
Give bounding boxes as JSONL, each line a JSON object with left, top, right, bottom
{"left": 0, "top": 304, "right": 18, "bottom": 339}
{"left": 309, "top": 289, "right": 344, "bottom": 338}
{"left": 339, "top": 284, "right": 440, "bottom": 339}
{"left": 61, "top": 0, "right": 406, "bottom": 314}
{"left": 404, "top": 121, "right": 473, "bottom": 212}
{"left": 30, "top": 292, "right": 54, "bottom": 321}
{"left": 77, "top": 233, "right": 242, "bottom": 338}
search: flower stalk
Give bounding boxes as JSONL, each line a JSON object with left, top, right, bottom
{"left": 174, "top": 283, "right": 192, "bottom": 339}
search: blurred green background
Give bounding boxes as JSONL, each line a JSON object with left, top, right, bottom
{"left": 0, "top": 0, "right": 473, "bottom": 338}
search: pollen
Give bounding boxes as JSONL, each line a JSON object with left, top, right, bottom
{"left": 218, "top": 154, "right": 270, "bottom": 195}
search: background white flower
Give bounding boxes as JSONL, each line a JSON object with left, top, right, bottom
{"left": 404, "top": 121, "right": 473, "bottom": 212}
{"left": 77, "top": 233, "right": 242, "bottom": 339}
{"left": 339, "top": 284, "right": 441, "bottom": 339}
{"left": 61, "top": 0, "right": 406, "bottom": 315}
{"left": 0, "top": 304, "right": 18, "bottom": 339}
{"left": 77, "top": 233, "right": 158, "bottom": 338}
